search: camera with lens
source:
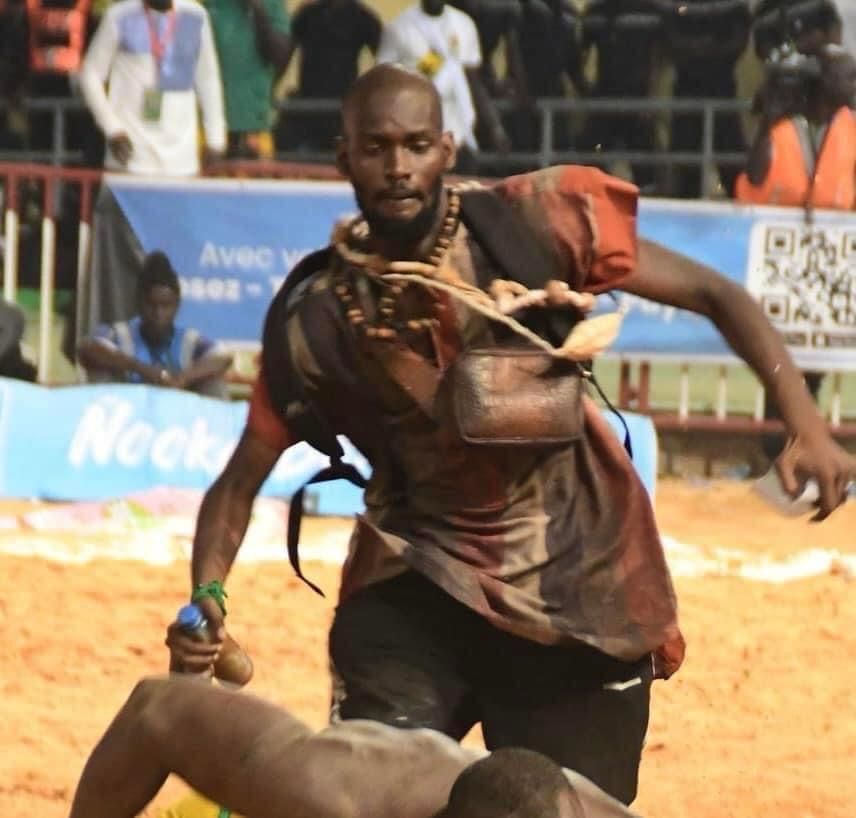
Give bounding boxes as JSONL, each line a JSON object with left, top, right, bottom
{"left": 753, "top": 0, "right": 841, "bottom": 60}
{"left": 758, "top": 43, "right": 821, "bottom": 119}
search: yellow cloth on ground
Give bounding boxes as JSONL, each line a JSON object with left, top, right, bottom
{"left": 158, "top": 791, "right": 239, "bottom": 818}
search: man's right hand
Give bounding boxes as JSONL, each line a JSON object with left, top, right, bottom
{"left": 165, "top": 596, "right": 226, "bottom": 675}
{"left": 108, "top": 132, "right": 133, "bottom": 165}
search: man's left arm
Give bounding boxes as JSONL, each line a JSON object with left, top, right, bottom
{"left": 621, "top": 239, "right": 856, "bottom": 519}
{"left": 195, "top": 9, "right": 227, "bottom": 159}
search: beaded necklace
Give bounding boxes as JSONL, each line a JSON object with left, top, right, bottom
{"left": 331, "top": 188, "right": 625, "bottom": 361}
{"left": 332, "top": 189, "right": 462, "bottom": 340}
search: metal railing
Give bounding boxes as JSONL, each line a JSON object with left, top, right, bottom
{"left": 6, "top": 147, "right": 856, "bottom": 443}
{"left": 0, "top": 95, "right": 752, "bottom": 195}
{"left": 0, "top": 162, "right": 100, "bottom": 382}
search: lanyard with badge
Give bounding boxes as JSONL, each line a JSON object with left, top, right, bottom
{"left": 143, "top": 8, "right": 177, "bottom": 122}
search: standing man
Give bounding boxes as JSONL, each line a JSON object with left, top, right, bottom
{"left": 206, "top": 0, "right": 291, "bottom": 160}
{"left": 579, "top": 0, "right": 663, "bottom": 193}
{"left": 377, "top": 0, "right": 510, "bottom": 173}
{"left": 663, "top": 0, "right": 752, "bottom": 199}
{"left": 449, "top": 0, "right": 524, "bottom": 101}
{"left": 79, "top": 0, "right": 226, "bottom": 176}
{"left": 274, "top": 0, "right": 381, "bottom": 153}
{"left": 509, "top": 0, "right": 588, "bottom": 153}
{"left": 168, "top": 64, "right": 856, "bottom": 806}
{"left": 736, "top": 44, "right": 856, "bottom": 209}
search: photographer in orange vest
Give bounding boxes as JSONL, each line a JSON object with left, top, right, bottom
{"left": 736, "top": 43, "right": 856, "bottom": 210}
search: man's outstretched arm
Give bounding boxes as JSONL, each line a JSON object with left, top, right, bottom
{"left": 67, "top": 677, "right": 474, "bottom": 818}
{"left": 68, "top": 676, "right": 336, "bottom": 818}
{"left": 621, "top": 239, "right": 856, "bottom": 519}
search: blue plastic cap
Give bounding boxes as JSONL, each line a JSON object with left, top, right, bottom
{"left": 177, "top": 603, "right": 206, "bottom": 631}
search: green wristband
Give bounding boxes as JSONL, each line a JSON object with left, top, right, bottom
{"left": 191, "top": 580, "right": 228, "bottom": 616}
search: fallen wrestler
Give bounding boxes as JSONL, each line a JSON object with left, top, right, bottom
{"left": 68, "top": 675, "right": 637, "bottom": 818}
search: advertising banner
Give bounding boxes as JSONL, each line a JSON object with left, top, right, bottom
{"left": 101, "top": 177, "right": 856, "bottom": 370}
{"left": 0, "top": 378, "right": 366, "bottom": 510}
{"left": 0, "top": 379, "right": 657, "bottom": 502}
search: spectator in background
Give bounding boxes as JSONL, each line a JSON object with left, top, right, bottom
{"left": 579, "top": 0, "right": 662, "bottom": 194}
{"left": 275, "top": 0, "right": 381, "bottom": 154}
{"left": 508, "top": 0, "right": 588, "bottom": 154}
{"left": 450, "top": 0, "right": 525, "bottom": 172}
{"left": 664, "top": 0, "right": 751, "bottom": 199}
{"left": 78, "top": 251, "right": 232, "bottom": 397}
{"left": 0, "top": 299, "right": 36, "bottom": 382}
{"left": 79, "top": 0, "right": 226, "bottom": 176}
{"left": 377, "top": 0, "right": 510, "bottom": 173}
{"left": 753, "top": 0, "right": 842, "bottom": 59}
{"left": 735, "top": 44, "right": 855, "bottom": 209}
{"left": 449, "top": 0, "right": 524, "bottom": 100}
{"left": 206, "top": 0, "right": 290, "bottom": 160}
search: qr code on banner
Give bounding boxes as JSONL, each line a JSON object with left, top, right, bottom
{"left": 745, "top": 221, "right": 856, "bottom": 360}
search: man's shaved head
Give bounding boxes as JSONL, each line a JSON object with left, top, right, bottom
{"left": 336, "top": 64, "right": 455, "bottom": 249}
{"left": 436, "top": 748, "right": 584, "bottom": 818}
{"left": 341, "top": 64, "right": 444, "bottom": 139}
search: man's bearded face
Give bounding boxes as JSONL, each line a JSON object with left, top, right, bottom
{"left": 340, "top": 84, "right": 453, "bottom": 247}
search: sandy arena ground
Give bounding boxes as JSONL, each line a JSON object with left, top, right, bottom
{"left": 1, "top": 479, "right": 854, "bottom": 818}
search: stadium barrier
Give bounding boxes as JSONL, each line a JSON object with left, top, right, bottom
{"left": 0, "top": 377, "right": 657, "bottom": 502}
{"left": 0, "top": 161, "right": 100, "bottom": 381}
{"left": 1, "top": 95, "right": 750, "bottom": 194}
{"left": 2, "top": 161, "right": 855, "bottom": 444}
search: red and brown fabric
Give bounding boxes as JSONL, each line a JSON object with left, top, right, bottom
{"left": 250, "top": 165, "right": 685, "bottom": 677}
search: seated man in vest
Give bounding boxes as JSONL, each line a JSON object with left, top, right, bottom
{"left": 736, "top": 44, "right": 856, "bottom": 209}
{"left": 69, "top": 674, "right": 634, "bottom": 818}
{"left": 77, "top": 251, "right": 232, "bottom": 397}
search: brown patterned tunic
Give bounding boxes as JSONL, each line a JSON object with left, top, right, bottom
{"left": 250, "top": 166, "right": 685, "bottom": 676}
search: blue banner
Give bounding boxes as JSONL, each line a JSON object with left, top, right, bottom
{"left": 108, "top": 176, "right": 357, "bottom": 346}
{"left": 0, "top": 378, "right": 367, "bottom": 510}
{"left": 0, "top": 379, "right": 656, "bottom": 502}
{"left": 107, "top": 176, "right": 856, "bottom": 371}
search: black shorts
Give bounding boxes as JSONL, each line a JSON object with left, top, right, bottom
{"left": 329, "top": 571, "right": 652, "bottom": 805}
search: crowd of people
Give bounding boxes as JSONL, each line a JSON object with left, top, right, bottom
{"left": 0, "top": 0, "right": 853, "bottom": 198}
